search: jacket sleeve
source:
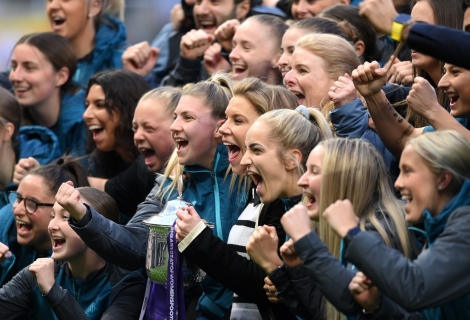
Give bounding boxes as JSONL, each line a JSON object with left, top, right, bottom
{"left": 43, "top": 281, "right": 88, "bottom": 320}
{"left": 69, "top": 178, "right": 165, "bottom": 271}
{"left": 269, "top": 264, "right": 323, "bottom": 319}
{"left": 102, "top": 271, "right": 146, "bottom": 320}
{"left": 182, "top": 226, "right": 271, "bottom": 307}
{"left": 294, "top": 231, "right": 362, "bottom": 315}
{"left": 329, "top": 99, "right": 369, "bottom": 139}
{"left": 407, "top": 23, "right": 470, "bottom": 70}
{"left": 161, "top": 55, "right": 202, "bottom": 87}
{"left": 345, "top": 207, "right": 470, "bottom": 310}
{"left": 0, "top": 267, "right": 34, "bottom": 319}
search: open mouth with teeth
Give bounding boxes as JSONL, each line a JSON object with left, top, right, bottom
{"left": 232, "top": 66, "right": 247, "bottom": 79}
{"left": 247, "top": 171, "right": 264, "bottom": 192}
{"left": 223, "top": 142, "right": 241, "bottom": 163}
{"left": 51, "top": 16, "right": 66, "bottom": 29}
{"left": 304, "top": 193, "right": 316, "bottom": 208}
{"left": 292, "top": 92, "right": 305, "bottom": 105}
{"left": 52, "top": 237, "right": 66, "bottom": 250}
{"left": 14, "top": 86, "right": 30, "bottom": 95}
{"left": 139, "top": 147, "right": 156, "bottom": 165}
{"left": 198, "top": 19, "right": 216, "bottom": 32}
{"left": 88, "top": 125, "right": 104, "bottom": 140}
{"left": 175, "top": 138, "right": 188, "bottom": 152}
{"left": 16, "top": 220, "right": 33, "bottom": 235}
{"left": 448, "top": 93, "right": 460, "bottom": 108}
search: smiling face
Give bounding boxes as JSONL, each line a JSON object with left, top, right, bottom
{"left": 193, "top": 0, "right": 237, "bottom": 34}
{"left": 291, "top": 0, "right": 339, "bottom": 20}
{"left": 13, "top": 175, "right": 55, "bottom": 253}
{"left": 83, "top": 84, "right": 121, "bottom": 153}
{"left": 278, "top": 27, "right": 310, "bottom": 79}
{"left": 229, "top": 19, "right": 280, "bottom": 82}
{"left": 394, "top": 145, "right": 440, "bottom": 223}
{"left": 410, "top": 1, "right": 439, "bottom": 71}
{"left": 9, "top": 44, "right": 64, "bottom": 110}
{"left": 170, "top": 95, "right": 222, "bottom": 169}
{"left": 241, "top": 121, "right": 291, "bottom": 203}
{"left": 438, "top": 64, "right": 470, "bottom": 119}
{"left": 133, "top": 98, "right": 175, "bottom": 172}
{"left": 284, "top": 47, "right": 333, "bottom": 107}
{"left": 218, "top": 95, "right": 260, "bottom": 175}
{"left": 297, "top": 145, "right": 324, "bottom": 220}
{"left": 46, "top": 0, "right": 96, "bottom": 40}
{"left": 48, "top": 202, "right": 88, "bottom": 261}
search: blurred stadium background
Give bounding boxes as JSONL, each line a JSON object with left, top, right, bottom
{"left": 0, "top": 0, "right": 178, "bottom": 69}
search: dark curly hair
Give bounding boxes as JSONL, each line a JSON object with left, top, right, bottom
{"left": 85, "top": 70, "right": 151, "bottom": 178}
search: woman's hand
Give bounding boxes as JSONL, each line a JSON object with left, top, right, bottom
{"left": 204, "top": 43, "right": 232, "bottom": 76}
{"left": 280, "top": 204, "right": 311, "bottom": 242}
{"left": 349, "top": 271, "right": 382, "bottom": 312}
{"left": 280, "top": 238, "right": 301, "bottom": 267}
{"left": 29, "top": 258, "right": 55, "bottom": 295}
{"left": 214, "top": 19, "right": 240, "bottom": 52}
{"left": 328, "top": 73, "right": 357, "bottom": 108}
{"left": 0, "top": 242, "right": 11, "bottom": 263}
{"left": 13, "top": 157, "right": 40, "bottom": 186}
{"left": 406, "top": 77, "right": 441, "bottom": 118}
{"left": 358, "top": 0, "right": 399, "bottom": 35}
{"left": 352, "top": 61, "right": 388, "bottom": 97}
{"left": 322, "top": 200, "right": 359, "bottom": 238}
{"left": 387, "top": 58, "right": 413, "bottom": 85}
{"left": 175, "top": 206, "right": 201, "bottom": 242}
{"left": 246, "top": 225, "right": 283, "bottom": 275}
{"left": 55, "top": 181, "right": 86, "bottom": 221}
{"left": 264, "top": 277, "right": 280, "bottom": 303}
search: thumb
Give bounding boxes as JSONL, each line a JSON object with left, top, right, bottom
{"left": 66, "top": 180, "right": 74, "bottom": 187}
{"left": 344, "top": 73, "right": 352, "bottom": 80}
{"left": 187, "top": 205, "right": 200, "bottom": 219}
{"left": 207, "top": 34, "right": 215, "bottom": 43}
{"left": 263, "top": 225, "right": 277, "bottom": 238}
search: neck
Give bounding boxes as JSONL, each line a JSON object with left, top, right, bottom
{"left": 0, "top": 144, "right": 16, "bottom": 190}
{"left": 285, "top": 174, "right": 303, "bottom": 198}
{"left": 70, "top": 20, "right": 97, "bottom": 59}
{"left": 68, "top": 249, "right": 106, "bottom": 280}
{"left": 431, "top": 192, "right": 455, "bottom": 218}
{"left": 28, "top": 91, "right": 62, "bottom": 128}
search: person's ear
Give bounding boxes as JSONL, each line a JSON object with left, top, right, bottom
{"left": 354, "top": 40, "right": 365, "bottom": 58}
{"left": 284, "top": 149, "right": 302, "bottom": 172}
{"left": 236, "top": 0, "right": 251, "bottom": 22}
{"left": 0, "top": 122, "right": 15, "bottom": 142}
{"left": 88, "top": 0, "right": 103, "bottom": 19}
{"left": 55, "top": 67, "right": 69, "bottom": 88}
{"left": 437, "top": 170, "right": 453, "bottom": 192}
{"left": 214, "top": 118, "right": 226, "bottom": 139}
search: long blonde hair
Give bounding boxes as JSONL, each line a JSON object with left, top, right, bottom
{"left": 158, "top": 73, "right": 234, "bottom": 199}
{"left": 296, "top": 33, "right": 360, "bottom": 132}
{"left": 317, "top": 138, "right": 411, "bottom": 320}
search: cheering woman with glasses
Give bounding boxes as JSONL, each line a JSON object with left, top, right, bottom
{"left": 0, "top": 156, "right": 88, "bottom": 287}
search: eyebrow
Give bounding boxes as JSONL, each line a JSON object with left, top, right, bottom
{"left": 295, "top": 63, "right": 310, "bottom": 70}
{"left": 248, "top": 143, "right": 264, "bottom": 149}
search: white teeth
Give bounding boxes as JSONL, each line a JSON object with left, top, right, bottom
{"left": 401, "top": 195, "right": 411, "bottom": 201}
{"left": 247, "top": 172, "right": 253, "bottom": 175}
{"left": 174, "top": 138, "right": 187, "bottom": 142}
{"left": 200, "top": 21, "right": 214, "bottom": 26}
{"left": 223, "top": 142, "right": 233, "bottom": 146}
{"left": 88, "top": 125, "right": 103, "bottom": 131}
{"left": 15, "top": 87, "right": 29, "bottom": 92}
{"left": 16, "top": 220, "right": 30, "bottom": 226}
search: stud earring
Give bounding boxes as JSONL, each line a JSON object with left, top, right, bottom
{"left": 438, "top": 186, "right": 443, "bottom": 191}
{"left": 285, "top": 166, "right": 288, "bottom": 170}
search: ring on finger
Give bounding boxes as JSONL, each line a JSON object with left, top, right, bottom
{"left": 332, "top": 86, "right": 337, "bottom": 93}
{"left": 268, "top": 288, "right": 272, "bottom": 293}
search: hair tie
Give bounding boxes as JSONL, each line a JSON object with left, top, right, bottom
{"left": 295, "top": 105, "right": 310, "bottom": 120}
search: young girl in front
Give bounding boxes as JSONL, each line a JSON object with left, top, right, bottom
{"left": 56, "top": 73, "right": 247, "bottom": 319}
{"left": 0, "top": 186, "right": 145, "bottom": 320}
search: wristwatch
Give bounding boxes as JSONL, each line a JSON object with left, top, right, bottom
{"left": 343, "top": 226, "right": 361, "bottom": 245}
{"left": 391, "top": 14, "right": 414, "bottom": 42}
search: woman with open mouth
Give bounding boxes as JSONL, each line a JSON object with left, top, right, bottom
{"left": 84, "top": 70, "right": 150, "bottom": 180}
{"left": 0, "top": 156, "right": 89, "bottom": 287}
{"left": 9, "top": 32, "right": 87, "bottom": 157}
{"left": 46, "top": 0, "right": 127, "bottom": 89}
{"left": 173, "top": 78, "right": 316, "bottom": 319}
{"left": 59, "top": 73, "right": 250, "bottom": 319}
{"left": 0, "top": 187, "right": 146, "bottom": 319}
{"left": 248, "top": 138, "right": 414, "bottom": 320}
{"left": 324, "top": 131, "right": 470, "bottom": 319}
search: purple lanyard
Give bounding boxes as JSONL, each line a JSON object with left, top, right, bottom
{"left": 140, "top": 221, "right": 186, "bottom": 320}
